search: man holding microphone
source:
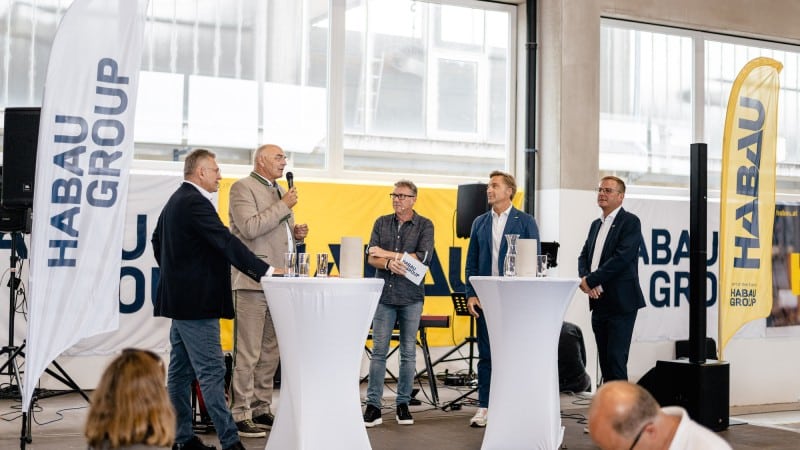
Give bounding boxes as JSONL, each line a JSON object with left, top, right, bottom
{"left": 228, "top": 144, "right": 308, "bottom": 437}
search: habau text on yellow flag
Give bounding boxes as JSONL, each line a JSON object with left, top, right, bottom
{"left": 719, "top": 57, "right": 782, "bottom": 357}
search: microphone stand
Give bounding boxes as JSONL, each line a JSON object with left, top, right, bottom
{"left": 0, "top": 229, "right": 90, "bottom": 448}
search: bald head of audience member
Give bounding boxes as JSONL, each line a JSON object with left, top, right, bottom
{"left": 587, "top": 381, "right": 680, "bottom": 450}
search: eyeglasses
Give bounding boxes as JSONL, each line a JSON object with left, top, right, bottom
{"left": 628, "top": 422, "right": 650, "bottom": 450}
{"left": 389, "top": 193, "right": 415, "bottom": 200}
{"left": 597, "top": 187, "right": 619, "bottom": 194}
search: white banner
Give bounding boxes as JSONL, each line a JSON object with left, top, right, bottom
{"left": 629, "top": 197, "right": 763, "bottom": 342}
{"left": 24, "top": 0, "right": 149, "bottom": 410}
{"left": 64, "top": 174, "right": 178, "bottom": 355}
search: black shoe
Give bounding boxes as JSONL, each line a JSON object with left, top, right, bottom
{"left": 363, "top": 404, "right": 382, "bottom": 427}
{"left": 222, "top": 442, "right": 246, "bottom": 450}
{"left": 172, "top": 436, "right": 216, "bottom": 450}
{"left": 252, "top": 412, "right": 274, "bottom": 430}
{"left": 235, "top": 419, "right": 267, "bottom": 438}
{"left": 396, "top": 403, "right": 414, "bottom": 425}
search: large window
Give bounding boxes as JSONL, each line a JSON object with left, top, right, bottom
{"left": 0, "top": 0, "right": 515, "bottom": 182}
{"left": 341, "top": 0, "right": 512, "bottom": 176}
{"left": 600, "top": 19, "right": 800, "bottom": 193}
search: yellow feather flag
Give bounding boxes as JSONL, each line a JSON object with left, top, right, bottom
{"left": 719, "top": 57, "right": 782, "bottom": 358}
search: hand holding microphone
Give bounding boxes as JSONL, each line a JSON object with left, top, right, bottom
{"left": 282, "top": 171, "right": 299, "bottom": 208}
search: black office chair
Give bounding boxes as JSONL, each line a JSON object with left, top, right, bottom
{"left": 540, "top": 241, "right": 560, "bottom": 268}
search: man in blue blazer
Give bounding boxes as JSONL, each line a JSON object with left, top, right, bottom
{"left": 152, "top": 149, "right": 277, "bottom": 450}
{"left": 578, "top": 176, "right": 645, "bottom": 384}
{"left": 465, "top": 170, "right": 540, "bottom": 428}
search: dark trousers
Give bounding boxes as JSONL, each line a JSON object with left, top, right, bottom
{"left": 591, "top": 309, "right": 638, "bottom": 382}
{"left": 475, "top": 309, "right": 491, "bottom": 408}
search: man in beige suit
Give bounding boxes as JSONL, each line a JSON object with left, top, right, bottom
{"left": 228, "top": 144, "right": 308, "bottom": 438}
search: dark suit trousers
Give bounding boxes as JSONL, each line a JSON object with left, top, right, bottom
{"left": 591, "top": 309, "right": 637, "bottom": 382}
{"left": 475, "top": 309, "right": 491, "bottom": 408}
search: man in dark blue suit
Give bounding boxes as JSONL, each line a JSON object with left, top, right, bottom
{"left": 465, "top": 170, "right": 540, "bottom": 428}
{"left": 578, "top": 176, "right": 645, "bottom": 384}
{"left": 153, "top": 149, "right": 277, "bottom": 450}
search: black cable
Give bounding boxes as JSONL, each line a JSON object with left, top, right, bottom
{"left": 32, "top": 404, "right": 88, "bottom": 426}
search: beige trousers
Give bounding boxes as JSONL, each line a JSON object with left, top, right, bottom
{"left": 230, "top": 289, "right": 280, "bottom": 422}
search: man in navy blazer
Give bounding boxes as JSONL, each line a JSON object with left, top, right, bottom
{"left": 153, "top": 149, "right": 276, "bottom": 450}
{"left": 578, "top": 176, "right": 645, "bottom": 384}
{"left": 465, "top": 170, "right": 540, "bottom": 428}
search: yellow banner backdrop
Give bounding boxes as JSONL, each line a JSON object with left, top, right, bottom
{"left": 216, "top": 179, "right": 513, "bottom": 350}
{"left": 719, "top": 57, "right": 782, "bottom": 357}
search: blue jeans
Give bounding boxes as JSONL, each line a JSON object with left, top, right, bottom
{"left": 475, "top": 308, "right": 491, "bottom": 408}
{"left": 366, "top": 302, "right": 423, "bottom": 407}
{"left": 168, "top": 319, "right": 239, "bottom": 448}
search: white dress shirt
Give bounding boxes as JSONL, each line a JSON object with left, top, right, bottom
{"left": 491, "top": 204, "right": 512, "bottom": 276}
{"left": 590, "top": 205, "right": 622, "bottom": 293}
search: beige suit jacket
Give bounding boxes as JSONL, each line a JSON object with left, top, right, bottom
{"left": 229, "top": 174, "right": 296, "bottom": 291}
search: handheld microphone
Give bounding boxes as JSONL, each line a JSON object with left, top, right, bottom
{"left": 286, "top": 172, "right": 294, "bottom": 189}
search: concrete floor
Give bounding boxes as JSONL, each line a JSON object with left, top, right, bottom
{"left": 1, "top": 382, "right": 799, "bottom": 450}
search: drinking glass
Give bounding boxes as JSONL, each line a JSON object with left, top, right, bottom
{"left": 296, "top": 253, "right": 310, "bottom": 277}
{"left": 536, "top": 254, "right": 549, "bottom": 277}
{"left": 284, "top": 252, "right": 296, "bottom": 277}
{"left": 316, "top": 253, "right": 329, "bottom": 277}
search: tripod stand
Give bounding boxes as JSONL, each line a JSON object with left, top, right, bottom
{"left": 437, "top": 293, "right": 478, "bottom": 411}
{"left": 0, "top": 231, "right": 32, "bottom": 444}
{"left": 431, "top": 293, "right": 477, "bottom": 376}
{"left": 0, "top": 231, "right": 89, "bottom": 447}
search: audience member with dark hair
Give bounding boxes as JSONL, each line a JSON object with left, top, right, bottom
{"left": 85, "top": 349, "right": 175, "bottom": 449}
{"left": 558, "top": 321, "right": 592, "bottom": 393}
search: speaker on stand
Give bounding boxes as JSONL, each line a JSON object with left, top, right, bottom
{"left": 2, "top": 107, "right": 40, "bottom": 209}
{"left": 456, "top": 183, "right": 489, "bottom": 238}
{"left": 0, "top": 107, "right": 39, "bottom": 429}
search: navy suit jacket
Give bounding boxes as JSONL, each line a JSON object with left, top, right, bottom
{"left": 578, "top": 207, "right": 645, "bottom": 314}
{"left": 465, "top": 206, "right": 540, "bottom": 299}
{"left": 152, "top": 182, "right": 270, "bottom": 320}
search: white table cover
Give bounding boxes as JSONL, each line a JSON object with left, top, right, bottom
{"left": 261, "top": 277, "right": 384, "bottom": 450}
{"left": 470, "top": 276, "right": 580, "bottom": 450}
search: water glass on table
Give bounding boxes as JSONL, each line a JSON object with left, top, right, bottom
{"left": 536, "top": 254, "right": 548, "bottom": 277}
{"left": 297, "top": 252, "right": 310, "bottom": 277}
{"left": 284, "top": 252, "right": 296, "bottom": 277}
{"left": 316, "top": 253, "right": 329, "bottom": 277}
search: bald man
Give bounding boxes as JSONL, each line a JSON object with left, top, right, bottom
{"left": 587, "top": 381, "right": 731, "bottom": 450}
{"left": 228, "top": 144, "right": 308, "bottom": 437}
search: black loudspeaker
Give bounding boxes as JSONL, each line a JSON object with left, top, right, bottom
{"left": 456, "top": 183, "right": 488, "bottom": 238}
{"left": 2, "top": 107, "right": 41, "bottom": 208}
{"left": 0, "top": 167, "right": 31, "bottom": 233}
{"left": 675, "top": 337, "right": 717, "bottom": 360}
{"left": 541, "top": 241, "right": 560, "bottom": 268}
{"left": 638, "top": 359, "right": 729, "bottom": 431}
